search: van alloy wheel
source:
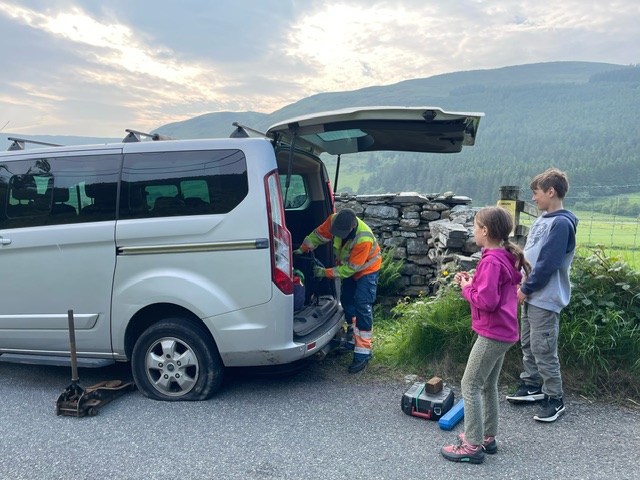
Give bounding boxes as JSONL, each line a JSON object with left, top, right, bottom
{"left": 132, "top": 318, "right": 223, "bottom": 401}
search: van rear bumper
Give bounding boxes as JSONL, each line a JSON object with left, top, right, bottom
{"left": 215, "top": 306, "right": 345, "bottom": 367}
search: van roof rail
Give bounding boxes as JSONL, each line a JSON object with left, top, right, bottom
{"left": 123, "top": 129, "right": 176, "bottom": 143}
{"left": 7, "top": 137, "right": 63, "bottom": 151}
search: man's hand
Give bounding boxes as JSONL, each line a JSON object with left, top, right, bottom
{"left": 313, "top": 265, "right": 327, "bottom": 278}
{"left": 293, "top": 248, "right": 305, "bottom": 256}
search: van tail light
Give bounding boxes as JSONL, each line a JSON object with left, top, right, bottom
{"left": 265, "top": 171, "right": 293, "bottom": 295}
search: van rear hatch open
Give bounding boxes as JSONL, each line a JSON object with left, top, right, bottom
{"left": 266, "top": 106, "right": 483, "bottom": 155}
{"left": 268, "top": 106, "right": 483, "bottom": 345}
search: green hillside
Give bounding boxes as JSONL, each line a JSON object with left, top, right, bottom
{"left": 153, "top": 61, "right": 640, "bottom": 205}
{"left": 5, "top": 62, "right": 638, "bottom": 206}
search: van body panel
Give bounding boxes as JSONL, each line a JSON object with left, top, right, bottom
{"left": 0, "top": 222, "right": 116, "bottom": 355}
{"left": 205, "top": 288, "right": 344, "bottom": 366}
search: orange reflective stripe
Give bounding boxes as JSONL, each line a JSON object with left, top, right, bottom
{"left": 354, "top": 329, "right": 372, "bottom": 353}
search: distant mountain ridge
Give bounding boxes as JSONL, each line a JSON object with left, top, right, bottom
{"left": 154, "top": 61, "right": 639, "bottom": 204}
{"left": 3, "top": 61, "right": 638, "bottom": 205}
{"left": 153, "top": 61, "right": 627, "bottom": 139}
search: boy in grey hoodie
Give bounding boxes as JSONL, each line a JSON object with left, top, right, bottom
{"left": 506, "top": 168, "right": 578, "bottom": 423}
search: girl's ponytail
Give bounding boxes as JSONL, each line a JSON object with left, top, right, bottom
{"left": 504, "top": 238, "right": 531, "bottom": 278}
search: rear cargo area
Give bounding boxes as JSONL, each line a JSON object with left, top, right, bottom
{"left": 277, "top": 148, "right": 343, "bottom": 341}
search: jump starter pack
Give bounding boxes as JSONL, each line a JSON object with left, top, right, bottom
{"left": 401, "top": 376, "right": 464, "bottom": 429}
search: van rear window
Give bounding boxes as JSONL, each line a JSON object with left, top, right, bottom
{"left": 120, "top": 150, "right": 249, "bottom": 219}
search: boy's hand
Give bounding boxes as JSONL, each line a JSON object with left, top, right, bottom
{"left": 517, "top": 288, "right": 528, "bottom": 304}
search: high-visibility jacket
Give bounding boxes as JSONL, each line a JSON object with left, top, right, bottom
{"left": 301, "top": 214, "right": 381, "bottom": 280}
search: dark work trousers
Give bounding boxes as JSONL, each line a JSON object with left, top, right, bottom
{"left": 341, "top": 270, "right": 379, "bottom": 360}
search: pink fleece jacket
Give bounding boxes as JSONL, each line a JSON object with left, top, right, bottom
{"left": 461, "top": 248, "right": 522, "bottom": 343}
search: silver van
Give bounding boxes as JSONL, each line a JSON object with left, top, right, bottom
{"left": 0, "top": 107, "right": 482, "bottom": 401}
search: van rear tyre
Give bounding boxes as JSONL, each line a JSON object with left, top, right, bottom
{"left": 132, "top": 318, "right": 224, "bottom": 401}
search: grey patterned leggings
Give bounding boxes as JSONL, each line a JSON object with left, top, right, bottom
{"left": 461, "top": 335, "right": 515, "bottom": 446}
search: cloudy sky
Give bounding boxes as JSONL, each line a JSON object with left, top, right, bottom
{"left": 1, "top": 0, "right": 638, "bottom": 137}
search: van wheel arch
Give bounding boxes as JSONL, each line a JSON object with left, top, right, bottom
{"left": 124, "top": 304, "right": 207, "bottom": 358}
{"left": 131, "top": 317, "right": 224, "bottom": 401}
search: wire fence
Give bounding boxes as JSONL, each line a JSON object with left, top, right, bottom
{"left": 513, "top": 186, "right": 640, "bottom": 266}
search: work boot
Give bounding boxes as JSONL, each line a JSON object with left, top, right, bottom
{"left": 347, "top": 356, "right": 369, "bottom": 373}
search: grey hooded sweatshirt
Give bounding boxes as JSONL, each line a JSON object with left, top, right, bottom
{"left": 520, "top": 209, "right": 579, "bottom": 313}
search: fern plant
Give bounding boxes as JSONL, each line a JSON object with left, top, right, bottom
{"left": 376, "top": 246, "right": 405, "bottom": 297}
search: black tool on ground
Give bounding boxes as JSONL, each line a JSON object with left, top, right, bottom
{"left": 55, "top": 310, "right": 135, "bottom": 417}
{"left": 401, "top": 382, "right": 454, "bottom": 421}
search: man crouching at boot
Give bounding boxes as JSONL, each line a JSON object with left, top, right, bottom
{"left": 294, "top": 208, "right": 381, "bottom": 373}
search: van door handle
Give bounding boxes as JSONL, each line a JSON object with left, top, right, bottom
{"left": 0, "top": 237, "right": 11, "bottom": 245}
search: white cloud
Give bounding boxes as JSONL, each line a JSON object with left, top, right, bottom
{"left": 0, "top": 0, "right": 637, "bottom": 136}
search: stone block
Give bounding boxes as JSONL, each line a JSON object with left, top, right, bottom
{"left": 393, "top": 247, "right": 407, "bottom": 259}
{"left": 454, "top": 254, "right": 479, "bottom": 271}
{"left": 423, "top": 202, "right": 450, "bottom": 212}
{"left": 407, "top": 255, "right": 434, "bottom": 266}
{"left": 406, "top": 238, "right": 429, "bottom": 255}
{"left": 390, "top": 192, "right": 432, "bottom": 204}
{"left": 364, "top": 218, "right": 400, "bottom": 228}
{"left": 383, "top": 237, "right": 407, "bottom": 248}
{"left": 420, "top": 210, "right": 441, "bottom": 221}
{"left": 437, "top": 234, "right": 466, "bottom": 248}
{"left": 402, "top": 205, "right": 422, "bottom": 214}
{"left": 430, "top": 220, "right": 468, "bottom": 239}
{"left": 399, "top": 218, "right": 420, "bottom": 228}
{"left": 365, "top": 205, "right": 400, "bottom": 219}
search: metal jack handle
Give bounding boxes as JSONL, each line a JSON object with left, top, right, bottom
{"left": 67, "top": 310, "right": 80, "bottom": 387}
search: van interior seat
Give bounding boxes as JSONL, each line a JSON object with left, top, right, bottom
{"left": 184, "top": 196, "right": 211, "bottom": 214}
{"left": 49, "top": 188, "right": 76, "bottom": 216}
{"left": 7, "top": 177, "right": 41, "bottom": 218}
{"left": 81, "top": 182, "right": 118, "bottom": 217}
{"left": 152, "top": 196, "right": 185, "bottom": 216}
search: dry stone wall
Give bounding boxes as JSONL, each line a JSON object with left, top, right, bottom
{"left": 334, "top": 192, "right": 482, "bottom": 297}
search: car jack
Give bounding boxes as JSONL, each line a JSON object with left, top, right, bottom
{"left": 55, "top": 310, "right": 135, "bottom": 417}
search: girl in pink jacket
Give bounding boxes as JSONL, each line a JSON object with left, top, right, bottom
{"left": 441, "top": 207, "right": 531, "bottom": 464}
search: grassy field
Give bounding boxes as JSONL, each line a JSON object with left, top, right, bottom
{"left": 518, "top": 209, "right": 640, "bottom": 265}
{"left": 573, "top": 210, "right": 640, "bottom": 249}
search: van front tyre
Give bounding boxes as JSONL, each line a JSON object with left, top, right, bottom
{"left": 132, "top": 318, "right": 224, "bottom": 401}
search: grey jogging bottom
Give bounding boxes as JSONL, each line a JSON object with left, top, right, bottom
{"left": 519, "top": 302, "right": 563, "bottom": 399}
{"left": 461, "top": 335, "right": 515, "bottom": 446}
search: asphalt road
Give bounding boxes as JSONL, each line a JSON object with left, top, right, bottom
{"left": 0, "top": 356, "right": 638, "bottom": 480}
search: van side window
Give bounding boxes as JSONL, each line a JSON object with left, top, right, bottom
{"left": 0, "top": 155, "right": 121, "bottom": 229}
{"left": 119, "top": 150, "right": 248, "bottom": 219}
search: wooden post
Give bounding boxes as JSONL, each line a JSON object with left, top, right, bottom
{"left": 497, "top": 186, "right": 521, "bottom": 233}
{"left": 497, "top": 185, "right": 539, "bottom": 247}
